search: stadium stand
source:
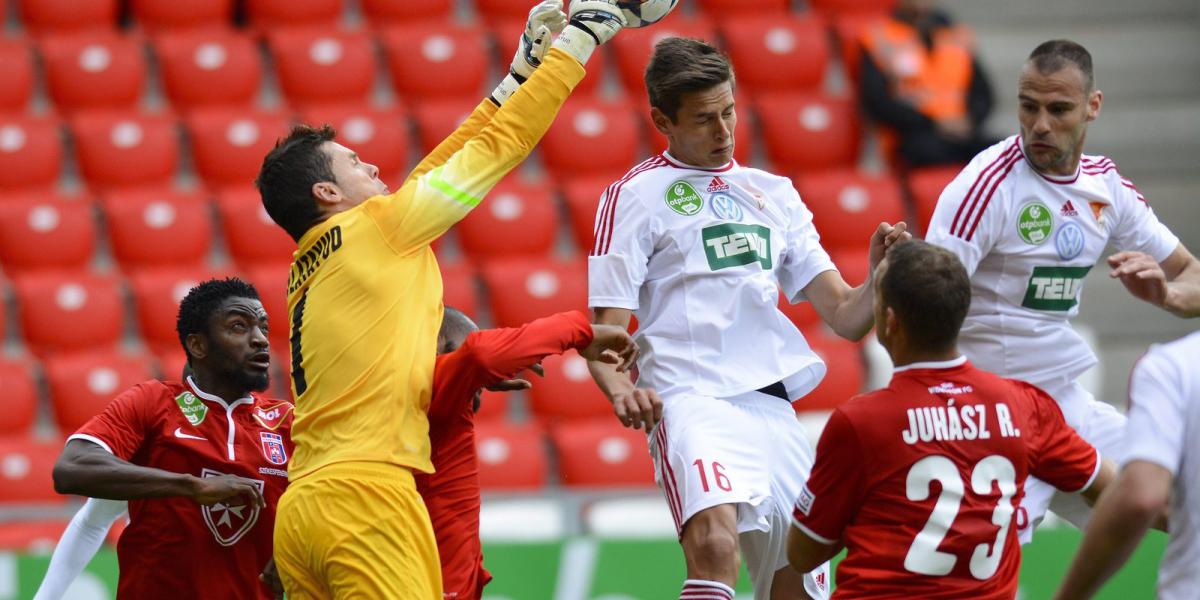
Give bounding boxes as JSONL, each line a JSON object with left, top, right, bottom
{"left": 526, "top": 350, "right": 612, "bottom": 421}
{"left": 561, "top": 176, "right": 611, "bottom": 253}
{"left": 380, "top": 22, "right": 491, "bottom": 102}
{"left": 15, "top": 0, "right": 118, "bottom": 34}
{"left": 0, "top": 114, "right": 63, "bottom": 190}
{"left": 0, "top": 38, "right": 34, "bottom": 111}
{"left": 130, "top": 267, "right": 231, "bottom": 351}
{"left": 102, "top": 188, "right": 213, "bottom": 270}
{"left": 550, "top": 419, "right": 656, "bottom": 488}
{"left": 541, "top": 97, "right": 641, "bottom": 181}
{"left": 0, "top": 436, "right": 67, "bottom": 505}
{"left": 131, "top": 0, "right": 235, "bottom": 31}
{"left": 267, "top": 28, "right": 378, "bottom": 107}
{"left": 153, "top": 29, "right": 263, "bottom": 110}
{"left": 185, "top": 108, "right": 291, "bottom": 188}
{"left": 795, "top": 168, "right": 906, "bottom": 251}
{"left": 906, "top": 164, "right": 963, "bottom": 234}
{"left": 697, "top": 0, "right": 791, "bottom": 16}
{"left": 611, "top": 13, "right": 717, "bottom": 93}
{"left": 215, "top": 187, "right": 298, "bottom": 268}
{"left": 411, "top": 98, "right": 480, "bottom": 154}
{"left": 245, "top": 0, "right": 344, "bottom": 29}
{"left": 0, "top": 359, "right": 39, "bottom": 435}
{"left": 456, "top": 178, "right": 559, "bottom": 262}
{"left": 0, "top": 198, "right": 96, "bottom": 273}
{"left": 475, "top": 421, "right": 548, "bottom": 491}
{"left": 44, "top": 351, "right": 156, "bottom": 433}
{"left": 719, "top": 14, "right": 829, "bottom": 93}
{"left": 359, "top": 0, "right": 454, "bottom": 25}
{"left": 755, "top": 91, "right": 861, "bottom": 172}
{"left": 13, "top": 271, "right": 125, "bottom": 354}
{"left": 297, "top": 104, "right": 411, "bottom": 182}
{"left": 70, "top": 111, "right": 179, "bottom": 190}
{"left": 39, "top": 33, "right": 146, "bottom": 112}
{"left": 480, "top": 258, "right": 588, "bottom": 329}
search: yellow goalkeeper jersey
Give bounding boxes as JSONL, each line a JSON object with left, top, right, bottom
{"left": 284, "top": 49, "right": 585, "bottom": 480}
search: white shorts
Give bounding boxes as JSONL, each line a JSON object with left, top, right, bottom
{"left": 650, "top": 389, "right": 830, "bottom": 600}
{"left": 1018, "top": 380, "right": 1127, "bottom": 543}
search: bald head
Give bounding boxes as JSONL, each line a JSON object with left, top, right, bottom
{"left": 437, "top": 307, "right": 478, "bottom": 355}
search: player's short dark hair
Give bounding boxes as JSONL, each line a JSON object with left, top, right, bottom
{"left": 1028, "top": 40, "right": 1094, "bottom": 92}
{"left": 438, "top": 307, "right": 478, "bottom": 355}
{"left": 256, "top": 124, "right": 338, "bottom": 241}
{"left": 879, "top": 241, "right": 971, "bottom": 352}
{"left": 645, "top": 37, "right": 735, "bottom": 122}
{"left": 176, "top": 278, "right": 261, "bottom": 364}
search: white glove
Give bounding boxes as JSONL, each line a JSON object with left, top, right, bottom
{"left": 510, "top": 0, "right": 568, "bottom": 83}
{"left": 552, "top": 0, "right": 626, "bottom": 64}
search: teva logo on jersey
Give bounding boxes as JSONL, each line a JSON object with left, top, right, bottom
{"left": 1022, "top": 266, "right": 1092, "bottom": 311}
{"left": 259, "top": 431, "right": 288, "bottom": 465}
{"left": 175, "top": 392, "right": 207, "bottom": 426}
{"left": 702, "top": 224, "right": 772, "bottom": 271}
{"left": 706, "top": 176, "right": 730, "bottom": 193}
{"left": 1061, "top": 200, "right": 1079, "bottom": 217}
{"left": 200, "top": 468, "right": 263, "bottom": 546}
{"left": 664, "top": 180, "right": 704, "bottom": 216}
{"left": 1016, "top": 201, "right": 1053, "bottom": 245}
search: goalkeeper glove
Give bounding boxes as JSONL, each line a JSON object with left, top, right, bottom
{"left": 552, "top": 0, "right": 626, "bottom": 65}
{"left": 491, "top": 0, "right": 568, "bottom": 105}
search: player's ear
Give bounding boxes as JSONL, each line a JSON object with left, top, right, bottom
{"left": 1086, "top": 89, "right": 1102, "bottom": 122}
{"left": 185, "top": 333, "right": 208, "bottom": 362}
{"left": 650, "top": 106, "right": 674, "bottom": 136}
{"left": 311, "top": 181, "right": 342, "bottom": 207}
{"left": 884, "top": 307, "right": 898, "bottom": 339}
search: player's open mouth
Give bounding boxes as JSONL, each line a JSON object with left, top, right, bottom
{"left": 247, "top": 354, "right": 271, "bottom": 370}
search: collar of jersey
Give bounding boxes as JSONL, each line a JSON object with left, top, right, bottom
{"left": 660, "top": 151, "right": 736, "bottom": 173}
{"left": 893, "top": 356, "right": 968, "bottom": 373}
{"left": 186, "top": 376, "right": 255, "bottom": 410}
{"left": 1016, "top": 137, "right": 1081, "bottom": 184}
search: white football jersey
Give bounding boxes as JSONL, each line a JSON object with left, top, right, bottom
{"left": 588, "top": 152, "right": 837, "bottom": 400}
{"left": 926, "top": 136, "right": 1179, "bottom": 391}
{"left": 1124, "top": 332, "right": 1200, "bottom": 600}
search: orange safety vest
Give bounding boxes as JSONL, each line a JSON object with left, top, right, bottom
{"left": 861, "top": 19, "right": 974, "bottom": 121}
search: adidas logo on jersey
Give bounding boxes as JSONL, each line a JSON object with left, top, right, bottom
{"left": 1061, "top": 200, "right": 1079, "bottom": 217}
{"left": 707, "top": 176, "right": 730, "bottom": 193}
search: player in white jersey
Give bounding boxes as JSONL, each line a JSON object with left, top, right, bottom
{"left": 587, "top": 38, "right": 908, "bottom": 600}
{"left": 1053, "top": 331, "right": 1200, "bottom": 600}
{"left": 925, "top": 39, "right": 1200, "bottom": 542}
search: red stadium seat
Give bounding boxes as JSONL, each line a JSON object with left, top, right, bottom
{"left": 381, "top": 23, "right": 490, "bottom": 101}
{"left": 755, "top": 92, "right": 861, "bottom": 173}
{"left": 361, "top": 0, "right": 453, "bottom": 24}
{"left": 102, "top": 188, "right": 212, "bottom": 270}
{"left": 14, "top": 272, "right": 125, "bottom": 353}
{"left": 45, "top": 351, "right": 156, "bottom": 433}
{"left": 267, "top": 28, "right": 377, "bottom": 107}
{"left": 779, "top": 292, "right": 822, "bottom": 331}
{"left": 808, "top": 0, "right": 896, "bottom": 17}
{"left": 39, "top": 33, "right": 146, "bottom": 112}
{"left": 155, "top": 347, "right": 188, "bottom": 383}
{"left": 0, "top": 198, "right": 96, "bottom": 273}
{"left": 550, "top": 418, "right": 654, "bottom": 488}
{"left": 795, "top": 168, "right": 905, "bottom": 251}
{"left": 475, "top": 421, "right": 548, "bottom": 490}
{"left": 439, "top": 261, "right": 479, "bottom": 320}
{"left": 0, "top": 437, "right": 67, "bottom": 504}
{"left": 542, "top": 98, "right": 641, "bottom": 180}
{"left": 456, "top": 178, "right": 558, "bottom": 262}
{"left": 186, "top": 108, "right": 291, "bottom": 188}
{"left": 132, "top": 0, "right": 234, "bottom": 31}
{"left": 796, "top": 328, "right": 864, "bottom": 411}
{"left": 298, "top": 104, "right": 410, "bottom": 182}
{"left": 697, "top": 0, "right": 790, "bottom": 16}
{"left": 906, "top": 165, "right": 962, "bottom": 235}
{"left": 0, "top": 359, "right": 39, "bottom": 435}
{"left": 0, "top": 114, "right": 63, "bottom": 190}
{"left": 130, "top": 267, "right": 230, "bottom": 350}
{"left": 474, "top": 0, "right": 541, "bottom": 20}
{"left": 411, "top": 98, "right": 480, "bottom": 154}
{"left": 216, "top": 187, "right": 296, "bottom": 268}
{"left": 473, "top": 389, "right": 509, "bottom": 422}
{"left": 70, "top": 111, "right": 179, "bottom": 190}
{"left": 831, "top": 13, "right": 885, "bottom": 84}
{"left": 0, "top": 39, "right": 34, "bottom": 111}
{"left": 153, "top": 29, "right": 262, "bottom": 111}
{"left": 830, "top": 247, "right": 871, "bottom": 287}
{"left": 720, "top": 14, "right": 829, "bottom": 93}
{"left": 527, "top": 351, "right": 612, "bottom": 421}
{"left": 242, "top": 262, "right": 292, "bottom": 349}
{"left": 16, "top": 0, "right": 118, "bottom": 34}
{"left": 612, "top": 14, "right": 717, "bottom": 93}
{"left": 561, "top": 176, "right": 612, "bottom": 253}
{"left": 641, "top": 93, "right": 756, "bottom": 165}
{"left": 246, "top": 0, "right": 343, "bottom": 29}
{"left": 480, "top": 258, "right": 587, "bottom": 329}
{"left": 0, "top": 520, "right": 71, "bottom": 550}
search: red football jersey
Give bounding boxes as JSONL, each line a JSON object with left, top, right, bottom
{"left": 417, "top": 311, "right": 594, "bottom": 600}
{"left": 69, "top": 378, "right": 294, "bottom": 600}
{"left": 792, "top": 358, "right": 1098, "bottom": 599}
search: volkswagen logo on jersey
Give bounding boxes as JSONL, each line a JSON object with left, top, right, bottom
{"left": 200, "top": 468, "right": 263, "bottom": 546}
{"left": 259, "top": 431, "right": 288, "bottom": 465}
{"left": 1055, "top": 221, "right": 1086, "bottom": 260}
{"left": 709, "top": 192, "right": 743, "bottom": 222}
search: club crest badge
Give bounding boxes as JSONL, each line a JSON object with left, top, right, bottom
{"left": 200, "top": 468, "right": 263, "bottom": 546}
{"left": 259, "top": 432, "right": 288, "bottom": 466}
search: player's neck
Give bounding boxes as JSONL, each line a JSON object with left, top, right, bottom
{"left": 188, "top": 370, "right": 248, "bottom": 405}
{"left": 889, "top": 345, "right": 962, "bottom": 369}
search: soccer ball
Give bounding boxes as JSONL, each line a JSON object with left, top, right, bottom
{"left": 618, "top": 0, "right": 681, "bottom": 28}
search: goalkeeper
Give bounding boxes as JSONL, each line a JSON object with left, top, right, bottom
{"left": 254, "top": 1, "right": 626, "bottom": 597}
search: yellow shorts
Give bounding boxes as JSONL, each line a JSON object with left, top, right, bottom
{"left": 274, "top": 462, "right": 442, "bottom": 599}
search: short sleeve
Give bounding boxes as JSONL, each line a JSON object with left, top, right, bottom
{"left": 1024, "top": 382, "right": 1100, "bottom": 492}
{"left": 1123, "top": 348, "right": 1186, "bottom": 474}
{"left": 68, "top": 382, "right": 157, "bottom": 461}
{"left": 778, "top": 188, "right": 837, "bottom": 303}
{"left": 924, "top": 151, "right": 1012, "bottom": 277}
{"left": 792, "top": 409, "right": 866, "bottom": 544}
{"left": 588, "top": 185, "right": 656, "bottom": 310}
{"left": 1107, "top": 176, "right": 1180, "bottom": 263}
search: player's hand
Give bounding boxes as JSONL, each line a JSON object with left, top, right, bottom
{"left": 868, "top": 221, "right": 911, "bottom": 275}
{"left": 565, "top": 0, "right": 626, "bottom": 45}
{"left": 509, "top": 0, "right": 567, "bottom": 81}
{"left": 582, "top": 324, "right": 639, "bottom": 372}
{"left": 485, "top": 363, "right": 545, "bottom": 392}
{"left": 260, "top": 558, "right": 284, "bottom": 599}
{"left": 610, "top": 388, "right": 662, "bottom": 431}
{"left": 188, "top": 474, "right": 266, "bottom": 509}
{"left": 1108, "top": 251, "right": 1169, "bottom": 308}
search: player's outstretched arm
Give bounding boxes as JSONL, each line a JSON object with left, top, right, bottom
{"left": 587, "top": 307, "right": 661, "bottom": 431}
{"left": 787, "top": 527, "right": 842, "bottom": 574}
{"left": 1108, "top": 244, "right": 1200, "bottom": 318}
{"left": 1052, "top": 460, "right": 1172, "bottom": 600}
{"left": 53, "top": 439, "right": 265, "bottom": 508}
{"left": 804, "top": 222, "right": 910, "bottom": 340}
{"left": 33, "top": 498, "right": 127, "bottom": 600}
